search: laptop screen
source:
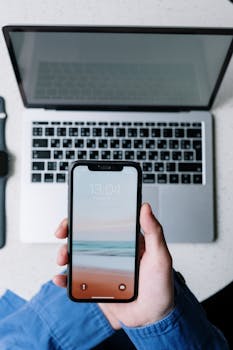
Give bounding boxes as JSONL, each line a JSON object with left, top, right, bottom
{"left": 3, "top": 26, "right": 233, "bottom": 110}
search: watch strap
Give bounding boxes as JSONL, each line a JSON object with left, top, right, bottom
{"left": 0, "top": 97, "right": 7, "bottom": 248}
{"left": 0, "top": 177, "right": 6, "bottom": 248}
{"left": 0, "top": 97, "right": 6, "bottom": 149}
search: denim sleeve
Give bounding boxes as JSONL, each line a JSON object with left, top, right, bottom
{"left": 0, "top": 281, "right": 115, "bottom": 350}
{"left": 121, "top": 272, "right": 229, "bottom": 350}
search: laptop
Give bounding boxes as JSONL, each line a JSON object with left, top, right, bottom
{"left": 3, "top": 26, "right": 233, "bottom": 243}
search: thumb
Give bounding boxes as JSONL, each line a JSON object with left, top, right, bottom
{"left": 140, "top": 203, "right": 171, "bottom": 260}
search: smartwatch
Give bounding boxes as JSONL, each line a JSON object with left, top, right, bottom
{"left": 0, "top": 97, "right": 8, "bottom": 248}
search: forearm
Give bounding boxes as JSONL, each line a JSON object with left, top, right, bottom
{"left": 0, "top": 281, "right": 115, "bottom": 350}
{"left": 121, "top": 272, "right": 229, "bottom": 350}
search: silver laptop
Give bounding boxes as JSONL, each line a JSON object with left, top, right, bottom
{"left": 3, "top": 26, "right": 233, "bottom": 243}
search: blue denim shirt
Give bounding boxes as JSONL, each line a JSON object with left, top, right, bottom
{"left": 0, "top": 272, "right": 228, "bottom": 349}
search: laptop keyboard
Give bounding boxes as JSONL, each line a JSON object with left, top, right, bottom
{"left": 31, "top": 120, "right": 203, "bottom": 185}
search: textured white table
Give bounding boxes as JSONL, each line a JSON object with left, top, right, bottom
{"left": 0, "top": 0, "right": 233, "bottom": 301}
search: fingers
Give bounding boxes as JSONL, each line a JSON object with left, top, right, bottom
{"left": 53, "top": 274, "right": 67, "bottom": 288}
{"left": 57, "top": 243, "right": 68, "bottom": 266}
{"left": 140, "top": 203, "right": 171, "bottom": 263}
{"left": 55, "top": 218, "right": 68, "bottom": 239}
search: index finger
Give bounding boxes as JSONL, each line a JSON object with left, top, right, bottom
{"left": 55, "top": 218, "right": 68, "bottom": 239}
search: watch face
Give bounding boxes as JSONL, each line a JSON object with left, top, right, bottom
{"left": 0, "top": 151, "right": 8, "bottom": 177}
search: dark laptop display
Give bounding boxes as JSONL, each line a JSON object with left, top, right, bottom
{"left": 3, "top": 26, "right": 233, "bottom": 110}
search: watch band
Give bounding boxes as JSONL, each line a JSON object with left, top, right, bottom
{"left": 0, "top": 97, "right": 7, "bottom": 248}
{"left": 0, "top": 177, "right": 6, "bottom": 248}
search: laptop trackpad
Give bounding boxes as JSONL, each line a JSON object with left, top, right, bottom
{"left": 142, "top": 185, "right": 160, "bottom": 219}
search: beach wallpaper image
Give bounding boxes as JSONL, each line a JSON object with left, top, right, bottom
{"left": 71, "top": 166, "right": 138, "bottom": 300}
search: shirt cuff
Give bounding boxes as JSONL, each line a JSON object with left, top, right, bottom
{"left": 121, "top": 272, "right": 229, "bottom": 349}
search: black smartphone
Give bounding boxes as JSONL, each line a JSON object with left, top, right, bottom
{"left": 68, "top": 161, "right": 142, "bottom": 302}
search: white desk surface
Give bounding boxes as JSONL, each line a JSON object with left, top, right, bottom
{"left": 0, "top": 0, "right": 233, "bottom": 302}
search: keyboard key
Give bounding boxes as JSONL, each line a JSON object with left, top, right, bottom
{"left": 59, "top": 162, "right": 69, "bottom": 171}
{"left": 101, "top": 150, "right": 111, "bottom": 160}
{"left": 54, "top": 150, "right": 63, "bottom": 159}
{"left": 143, "top": 162, "right": 152, "bottom": 172}
{"left": 154, "top": 162, "right": 164, "bottom": 172}
{"left": 48, "top": 162, "right": 57, "bottom": 171}
{"left": 81, "top": 128, "right": 90, "bottom": 137}
{"left": 149, "top": 151, "right": 158, "bottom": 161}
{"left": 116, "top": 128, "right": 125, "bottom": 137}
{"left": 56, "top": 174, "right": 66, "bottom": 183}
{"left": 184, "top": 151, "right": 194, "bottom": 161}
{"left": 145, "top": 122, "right": 155, "bottom": 126}
{"left": 143, "top": 173, "right": 155, "bottom": 183}
{"left": 33, "top": 150, "right": 51, "bottom": 159}
{"left": 33, "top": 127, "right": 43, "bottom": 136}
{"left": 178, "top": 163, "right": 202, "bottom": 172}
{"left": 98, "top": 122, "right": 108, "bottom": 126}
{"left": 193, "top": 174, "right": 202, "bottom": 184}
{"left": 104, "top": 128, "right": 114, "bottom": 137}
{"left": 187, "top": 128, "right": 202, "bottom": 138}
{"left": 134, "top": 122, "right": 143, "bottom": 126}
{"left": 89, "top": 150, "right": 99, "bottom": 160}
{"left": 113, "top": 150, "right": 123, "bottom": 160}
{"left": 122, "top": 122, "right": 132, "bottom": 126}
{"left": 44, "top": 173, "right": 54, "bottom": 182}
{"left": 122, "top": 139, "right": 132, "bottom": 149}
{"left": 151, "top": 128, "right": 161, "bottom": 137}
{"left": 169, "top": 140, "right": 179, "bottom": 149}
{"left": 69, "top": 128, "right": 79, "bottom": 136}
{"left": 110, "top": 139, "right": 120, "bottom": 148}
{"left": 137, "top": 151, "right": 146, "bottom": 160}
{"left": 182, "top": 174, "right": 191, "bottom": 184}
{"left": 98, "top": 139, "right": 108, "bottom": 148}
{"left": 181, "top": 140, "right": 191, "bottom": 149}
{"left": 157, "top": 140, "right": 167, "bottom": 149}
{"left": 110, "top": 122, "right": 120, "bottom": 126}
{"left": 145, "top": 139, "right": 155, "bottom": 149}
{"left": 166, "top": 162, "right": 176, "bottom": 172}
{"left": 125, "top": 151, "right": 135, "bottom": 160}
{"left": 172, "top": 151, "right": 182, "bottom": 161}
{"left": 63, "top": 121, "right": 73, "bottom": 125}
{"left": 51, "top": 139, "right": 60, "bottom": 148}
{"left": 163, "top": 128, "right": 173, "bottom": 138}
{"left": 92, "top": 128, "right": 102, "bottom": 137}
{"left": 74, "top": 139, "right": 84, "bottom": 148}
{"left": 160, "top": 151, "right": 170, "bottom": 161}
{"left": 128, "top": 128, "right": 137, "bottom": 137}
{"left": 57, "top": 128, "right": 67, "bottom": 136}
{"left": 32, "top": 173, "right": 41, "bottom": 182}
{"left": 169, "top": 174, "right": 179, "bottom": 184}
{"left": 77, "top": 151, "right": 87, "bottom": 160}
{"left": 157, "top": 174, "right": 167, "bottom": 183}
{"left": 175, "top": 129, "right": 184, "bottom": 138}
{"left": 45, "top": 128, "right": 54, "bottom": 136}
{"left": 65, "top": 150, "right": 75, "bottom": 159}
{"left": 86, "top": 122, "right": 96, "bottom": 126}
{"left": 63, "top": 139, "right": 72, "bottom": 148}
{"left": 33, "top": 139, "right": 48, "bottom": 148}
{"left": 140, "top": 128, "right": 149, "bottom": 137}
{"left": 193, "top": 140, "right": 202, "bottom": 160}
{"left": 158, "top": 122, "right": 167, "bottom": 127}
{"left": 86, "top": 139, "right": 96, "bottom": 148}
{"left": 169, "top": 122, "right": 179, "bottom": 127}
{"left": 32, "top": 162, "right": 44, "bottom": 171}
{"left": 134, "top": 139, "right": 143, "bottom": 149}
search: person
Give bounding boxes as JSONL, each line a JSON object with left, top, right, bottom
{"left": 0, "top": 203, "right": 229, "bottom": 349}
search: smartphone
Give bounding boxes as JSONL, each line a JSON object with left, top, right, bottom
{"left": 68, "top": 161, "right": 142, "bottom": 302}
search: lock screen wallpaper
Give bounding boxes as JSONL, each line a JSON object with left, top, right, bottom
{"left": 71, "top": 165, "right": 138, "bottom": 300}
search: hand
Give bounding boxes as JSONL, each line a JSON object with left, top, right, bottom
{"left": 53, "top": 203, "right": 174, "bottom": 328}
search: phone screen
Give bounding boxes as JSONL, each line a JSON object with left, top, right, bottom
{"left": 69, "top": 162, "right": 141, "bottom": 301}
